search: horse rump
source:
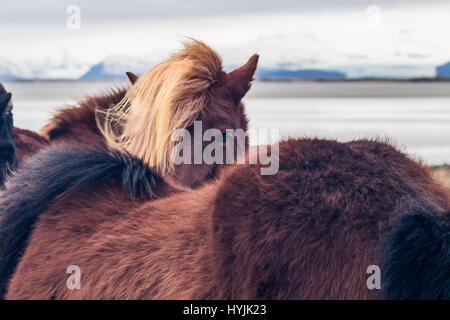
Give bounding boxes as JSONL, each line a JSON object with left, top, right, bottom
{"left": 383, "top": 211, "right": 450, "bottom": 299}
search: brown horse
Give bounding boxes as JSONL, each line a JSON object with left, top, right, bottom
{"left": 1, "top": 138, "right": 448, "bottom": 299}
{"left": 95, "top": 40, "right": 257, "bottom": 188}
{"left": 0, "top": 40, "right": 259, "bottom": 297}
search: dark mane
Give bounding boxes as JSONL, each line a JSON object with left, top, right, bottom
{"left": 0, "top": 146, "right": 159, "bottom": 298}
{"left": 382, "top": 211, "right": 450, "bottom": 299}
{"left": 40, "top": 87, "right": 127, "bottom": 143}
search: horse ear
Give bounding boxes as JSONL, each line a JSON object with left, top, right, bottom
{"left": 0, "top": 93, "right": 12, "bottom": 117}
{"left": 125, "top": 71, "right": 139, "bottom": 84}
{"left": 226, "top": 54, "right": 259, "bottom": 102}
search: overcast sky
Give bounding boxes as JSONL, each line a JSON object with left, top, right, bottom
{"left": 1, "top": 0, "right": 450, "bottom": 78}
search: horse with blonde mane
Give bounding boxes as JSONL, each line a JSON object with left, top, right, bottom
{"left": 0, "top": 40, "right": 259, "bottom": 297}
{"left": 9, "top": 40, "right": 258, "bottom": 188}
{"left": 96, "top": 40, "right": 257, "bottom": 187}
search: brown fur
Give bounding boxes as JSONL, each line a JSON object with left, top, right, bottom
{"left": 40, "top": 87, "right": 128, "bottom": 149}
{"left": 6, "top": 138, "right": 449, "bottom": 299}
{"left": 0, "top": 45, "right": 261, "bottom": 298}
{"left": 11, "top": 128, "right": 48, "bottom": 164}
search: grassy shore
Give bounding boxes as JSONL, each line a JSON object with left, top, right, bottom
{"left": 431, "top": 164, "right": 450, "bottom": 191}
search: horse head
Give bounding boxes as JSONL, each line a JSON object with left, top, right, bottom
{"left": 98, "top": 40, "right": 259, "bottom": 188}
{"left": 170, "top": 51, "right": 259, "bottom": 187}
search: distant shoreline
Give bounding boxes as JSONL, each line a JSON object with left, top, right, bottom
{"left": 6, "top": 78, "right": 450, "bottom": 98}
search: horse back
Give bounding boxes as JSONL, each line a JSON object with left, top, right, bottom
{"left": 211, "top": 138, "right": 449, "bottom": 299}
{"left": 11, "top": 127, "right": 48, "bottom": 164}
{"left": 40, "top": 88, "right": 127, "bottom": 149}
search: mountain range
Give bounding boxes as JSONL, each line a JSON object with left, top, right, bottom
{"left": 0, "top": 57, "right": 449, "bottom": 81}
{"left": 436, "top": 62, "right": 450, "bottom": 77}
{"left": 80, "top": 61, "right": 346, "bottom": 81}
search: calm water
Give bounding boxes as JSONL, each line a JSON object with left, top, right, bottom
{"left": 3, "top": 80, "right": 450, "bottom": 166}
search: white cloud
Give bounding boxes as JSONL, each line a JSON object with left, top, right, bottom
{"left": 0, "top": 1, "right": 449, "bottom": 78}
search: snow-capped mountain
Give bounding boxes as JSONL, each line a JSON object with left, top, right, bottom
{"left": 0, "top": 58, "right": 22, "bottom": 80}
{"left": 0, "top": 56, "right": 90, "bottom": 80}
{"left": 0, "top": 51, "right": 447, "bottom": 81}
{"left": 80, "top": 55, "right": 155, "bottom": 80}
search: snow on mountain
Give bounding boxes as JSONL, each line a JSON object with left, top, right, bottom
{"left": 0, "top": 56, "right": 90, "bottom": 80}
{"left": 0, "top": 41, "right": 445, "bottom": 81}
{"left": 337, "top": 64, "right": 436, "bottom": 79}
{"left": 0, "top": 58, "right": 22, "bottom": 80}
{"left": 220, "top": 33, "right": 350, "bottom": 71}
{"left": 2, "top": 1, "right": 450, "bottom": 81}
{"left": 80, "top": 55, "right": 154, "bottom": 80}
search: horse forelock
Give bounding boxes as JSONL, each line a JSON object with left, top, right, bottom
{"left": 97, "top": 39, "right": 223, "bottom": 175}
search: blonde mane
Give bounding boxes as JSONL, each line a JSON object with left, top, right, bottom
{"left": 96, "top": 40, "right": 222, "bottom": 175}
